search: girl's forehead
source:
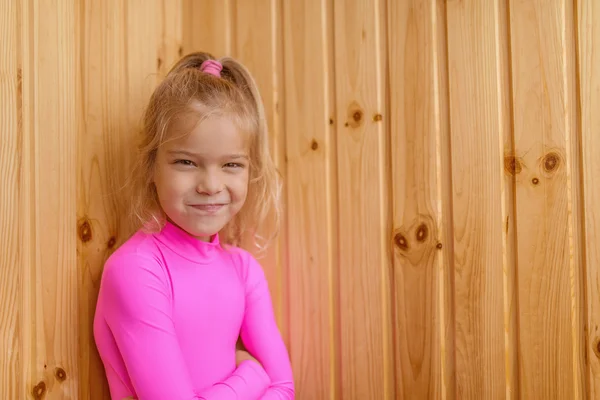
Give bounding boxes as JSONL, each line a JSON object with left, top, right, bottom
{"left": 164, "top": 113, "right": 250, "bottom": 153}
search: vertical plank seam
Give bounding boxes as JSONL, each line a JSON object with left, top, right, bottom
{"left": 225, "top": 0, "right": 232, "bottom": 55}
{"left": 572, "top": 0, "right": 592, "bottom": 397}
{"left": 502, "top": 0, "right": 522, "bottom": 397}
{"left": 76, "top": 0, "right": 87, "bottom": 397}
{"left": 496, "top": 0, "right": 520, "bottom": 398}
{"left": 566, "top": 0, "right": 589, "bottom": 398}
{"left": 328, "top": 1, "right": 342, "bottom": 398}
{"left": 228, "top": 0, "right": 236, "bottom": 55}
{"left": 440, "top": 1, "right": 459, "bottom": 398}
{"left": 14, "top": 0, "right": 24, "bottom": 396}
{"left": 431, "top": 1, "right": 446, "bottom": 398}
{"left": 561, "top": 1, "right": 580, "bottom": 398}
{"left": 373, "top": 0, "right": 393, "bottom": 398}
{"left": 382, "top": 1, "right": 397, "bottom": 399}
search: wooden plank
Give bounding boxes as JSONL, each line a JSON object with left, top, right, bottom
{"left": 577, "top": 0, "right": 600, "bottom": 397}
{"left": 508, "top": 1, "right": 585, "bottom": 398}
{"left": 20, "top": 0, "right": 81, "bottom": 398}
{"left": 445, "top": 1, "right": 509, "bottom": 397}
{"left": 282, "top": 0, "right": 337, "bottom": 398}
{"left": 332, "top": 0, "right": 393, "bottom": 398}
{"left": 182, "top": 0, "right": 233, "bottom": 56}
{"left": 232, "top": 0, "right": 288, "bottom": 341}
{"left": 386, "top": 1, "right": 456, "bottom": 398}
{"left": 0, "top": 0, "right": 22, "bottom": 398}
{"left": 126, "top": 0, "right": 161, "bottom": 130}
{"left": 158, "top": 0, "right": 183, "bottom": 76}
{"left": 78, "top": 1, "right": 162, "bottom": 399}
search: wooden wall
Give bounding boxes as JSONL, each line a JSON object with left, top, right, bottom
{"left": 1, "top": 0, "right": 600, "bottom": 399}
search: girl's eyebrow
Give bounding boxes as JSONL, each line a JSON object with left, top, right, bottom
{"left": 167, "top": 150, "right": 248, "bottom": 159}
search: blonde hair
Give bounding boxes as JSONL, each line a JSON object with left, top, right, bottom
{"left": 128, "top": 52, "right": 281, "bottom": 253}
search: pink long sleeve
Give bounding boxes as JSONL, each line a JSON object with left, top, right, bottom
{"left": 239, "top": 254, "right": 294, "bottom": 399}
{"left": 93, "top": 222, "right": 294, "bottom": 400}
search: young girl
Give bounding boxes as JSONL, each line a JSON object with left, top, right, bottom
{"left": 93, "top": 52, "right": 294, "bottom": 399}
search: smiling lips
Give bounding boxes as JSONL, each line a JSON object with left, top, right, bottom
{"left": 190, "top": 203, "right": 226, "bottom": 214}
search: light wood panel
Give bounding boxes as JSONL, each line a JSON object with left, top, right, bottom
{"left": 386, "top": 1, "right": 453, "bottom": 398}
{"left": 182, "top": 0, "right": 233, "bottom": 57}
{"left": 282, "top": 1, "right": 337, "bottom": 398}
{"left": 230, "top": 0, "right": 288, "bottom": 340}
{"left": 77, "top": 1, "right": 165, "bottom": 399}
{"left": 445, "top": 1, "right": 509, "bottom": 397}
{"left": 332, "top": 0, "right": 393, "bottom": 398}
{"left": 578, "top": 0, "right": 600, "bottom": 398}
{"left": 0, "top": 0, "right": 22, "bottom": 398}
{"left": 508, "top": 0, "right": 586, "bottom": 397}
{"left": 2, "top": 0, "right": 600, "bottom": 399}
{"left": 22, "top": 0, "right": 81, "bottom": 398}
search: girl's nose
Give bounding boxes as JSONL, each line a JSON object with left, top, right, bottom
{"left": 196, "top": 172, "right": 223, "bottom": 195}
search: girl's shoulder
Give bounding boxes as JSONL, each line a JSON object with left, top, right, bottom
{"left": 103, "top": 229, "right": 165, "bottom": 274}
{"left": 222, "top": 245, "right": 268, "bottom": 289}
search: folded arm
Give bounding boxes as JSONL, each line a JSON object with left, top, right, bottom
{"left": 239, "top": 252, "right": 295, "bottom": 399}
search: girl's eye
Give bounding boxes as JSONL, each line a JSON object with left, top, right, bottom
{"left": 175, "top": 159, "right": 195, "bottom": 166}
{"left": 224, "top": 163, "right": 245, "bottom": 169}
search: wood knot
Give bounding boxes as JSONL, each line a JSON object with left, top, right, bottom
{"left": 504, "top": 155, "right": 522, "bottom": 175}
{"left": 329, "top": 118, "right": 334, "bottom": 125}
{"left": 78, "top": 219, "right": 93, "bottom": 243}
{"left": 416, "top": 224, "right": 429, "bottom": 242}
{"left": 532, "top": 177, "right": 540, "bottom": 185}
{"left": 392, "top": 214, "right": 440, "bottom": 264}
{"left": 593, "top": 337, "right": 600, "bottom": 359}
{"left": 311, "top": 139, "right": 319, "bottom": 150}
{"left": 543, "top": 152, "right": 560, "bottom": 173}
{"left": 32, "top": 381, "right": 46, "bottom": 399}
{"left": 346, "top": 102, "right": 364, "bottom": 129}
{"left": 55, "top": 367, "right": 67, "bottom": 382}
{"left": 373, "top": 113, "right": 382, "bottom": 122}
{"left": 393, "top": 233, "right": 409, "bottom": 251}
{"left": 178, "top": 46, "right": 184, "bottom": 57}
{"left": 107, "top": 236, "right": 116, "bottom": 249}
{"left": 157, "top": 57, "right": 163, "bottom": 69}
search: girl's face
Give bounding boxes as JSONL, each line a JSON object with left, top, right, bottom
{"left": 153, "top": 112, "right": 250, "bottom": 241}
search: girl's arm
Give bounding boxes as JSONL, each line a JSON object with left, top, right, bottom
{"left": 238, "top": 252, "right": 295, "bottom": 399}
{"left": 98, "top": 254, "right": 271, "bottom": 400}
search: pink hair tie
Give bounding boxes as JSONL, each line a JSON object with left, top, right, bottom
{"left": 200, "top": 59, "right": 223, "bottom": 77}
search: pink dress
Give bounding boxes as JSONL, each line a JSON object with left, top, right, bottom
{"left": 93, "top": 221, "right": 294, "bottom": 399}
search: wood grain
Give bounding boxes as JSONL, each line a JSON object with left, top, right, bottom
{"left": 25, "top": 0, "right": 80, "bottom": 398}
{"left": 445, "top": 1, "right": 509, "bottom": 398}
{"left": 158, "top": 0, "right": 183, "bottom": 77}
{"left": 508, "top": 0, "right": 585, "bottom": 397}
{"left": 2, "top": 1, "right": 600, "bottom": 398}
{"left": 386, "top": 1, "right": 453, "bottom": 398}
{"left": 282, "top": 0, "right": 337, "bottom": 398}
{"left": 0, "top": 0, "right": 22, "bottom": 398}
{"left": 577, "top": 0, "right": 600, "bottom": 397}
{"left": 497, "top": 0, "right": 520, "bottom": 397}
{"left": 333, "top": 0, "right": 393, "bottom": 398}
{"left": 182, "top": 0, "right": 233, "bottom": 56}
{"left": 78, "top": 1, "right": 161, "bottom": 399}
{"left": 232, "top": 0, "right": 288, "bottom": 341}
